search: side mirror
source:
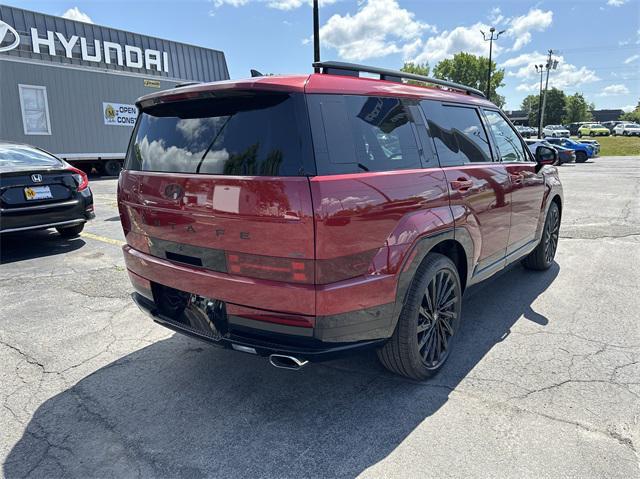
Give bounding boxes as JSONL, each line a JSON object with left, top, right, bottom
{"left": 536, "top": 145, "right": 558, "bottom": 166}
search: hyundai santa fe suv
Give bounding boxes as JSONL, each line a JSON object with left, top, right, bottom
{"left": 118, "top": 62, "right": 563, "bottom": 380}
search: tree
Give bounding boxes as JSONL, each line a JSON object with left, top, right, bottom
{"left": 563, "top": 93, "right": 593, "bottom": 124}
{"left": 400, "top": 62, "right": 430, "bottom": 85}
{"left": 521, "top": 94, "right": 540, "bottom": 126}
{"left": 620, "top": 100, "right": 640, "bottom": 123}
{"left": 432, "top": 52, "right": 506, "bottom": 107}
{"left": 542, "top": 88, "right": 567, "bottom": 125}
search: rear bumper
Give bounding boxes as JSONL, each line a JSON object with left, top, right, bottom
{"left": 132, "top": 292, "right": 385, "bottom": 361}
{"left": 123, "top": 245, "right": 398, "bottom": 349}
{"left": 0, "top": 189, "right": 94, "bottom": 233}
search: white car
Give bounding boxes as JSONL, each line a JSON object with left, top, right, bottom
{"left": 542, "top": 125, "right": 570, "bottom": 138}
{"left": 612, "top": 122, "right": 640, "bottom": 136}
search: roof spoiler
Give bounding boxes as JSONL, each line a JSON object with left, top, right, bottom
{"left": 312, "top": 61, "right": 486, "bottom": 99}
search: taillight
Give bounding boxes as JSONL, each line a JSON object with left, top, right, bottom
{"left": 68, "top": 166, "right": 89, "bottom": 191}
{"left": 226, "top": 252, "right": 314, "bottom": 284}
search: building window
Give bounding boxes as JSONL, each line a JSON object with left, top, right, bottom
{"left": 18, "top": 85, "right": 52, "bottom": 135}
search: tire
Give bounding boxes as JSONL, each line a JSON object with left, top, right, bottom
{"left": 102, "top": 159, "right": 123, "bottom": 177}
{"left": 523, "top": 202, "right": 560, "bottom": 271}
{"left": 577, "top": 132, "right": 582, "bottom": 138}
{"left": 575, "top": 151, "right": 588, "bottom": 163}
{"left": 377, "top": 253, "right": 462, "bottom": 381}
{"left": 56, "top": 223, "right": 85, "bottom": 238}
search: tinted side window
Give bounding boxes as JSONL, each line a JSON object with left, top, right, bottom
{"left": 483, "top": 110, "right": 528, "bottom": 162}
{"left": 420, "top": 102, "right": 493, "bottom": 166}
{"left": 307, "top": 95, "right": 421, "bottom": 174}
{"left": 126, "top": 93, "right": 314, "bottom": 176}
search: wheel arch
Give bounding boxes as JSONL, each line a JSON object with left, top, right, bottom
{"left": 387, "top": 230, "right": 472, "bottom": 337}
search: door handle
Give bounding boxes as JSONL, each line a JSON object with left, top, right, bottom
{"left": 451, "top": 178, "right": 473, "bottom": 191}
{"left": 509, "top": 173, "right": 523, "bottom": 185}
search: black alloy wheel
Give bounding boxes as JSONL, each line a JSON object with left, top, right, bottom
{"left": 417, "top": 270, "right": 458, "bottom": 369}
{"left": 523, "top": 201, "right": 561, "bottom": 270}
{"left": 543, "top": 204, "right": 560, "bottom": 265}
{"left": 377, "top": 253, "right": 462, "bottom": 380}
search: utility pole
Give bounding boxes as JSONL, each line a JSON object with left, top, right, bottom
{"left": 313, "top": 0, "right": 320, "bottom": 73}
{"left": 535, "top": 64, "right": 545, "bottom": 137}
{"left": 539, "top": 49, "right": 559, "bottom": 136}
{"left": 481, "top": 27, "right": 506, "bottom": 100}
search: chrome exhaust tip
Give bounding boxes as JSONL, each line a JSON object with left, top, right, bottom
{"left": 269, "top": 354, "right": 309, "bottom": 370}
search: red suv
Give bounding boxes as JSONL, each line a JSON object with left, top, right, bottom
{"left": 118, "top": 62, "right": 562, "bottom": 380}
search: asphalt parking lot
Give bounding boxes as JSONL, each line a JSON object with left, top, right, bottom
{"left": 1, "top": 157, "right": 639, "bottom": 478}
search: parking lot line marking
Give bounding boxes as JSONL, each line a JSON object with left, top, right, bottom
{"left": 81, "top": 232, "right": 125, "bottom": 247}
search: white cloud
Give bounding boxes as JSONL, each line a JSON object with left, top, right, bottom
{"left": 319, "top": 0, "right": 434, "bottom": 61}
{"left": 409, "top": 7, "right": 552, "bottom": 64}
{"left": 267, "top": 0, "right": 338, "bottom": 9}
{"left": 621, "top": 104, "right": 636, "bottom": 112}
{"left": 210, "top": 0, "right": 336, "bottom": 9}
{"left": 506, "top": 9, "right": 553, "bottom": 51}
{"left": 488, "top": 7, "right": 504, "bottom": 24}
{"left": 624, "top": 54, "right": 639, "bottom": 64}
{"left": 61, "top": 7, "right": 93, "bottom": 24}
{"left": 502, "top": 51, "right": 600, "bottom": 92}
{"left": 607, "top": 0, "right": 627, "bottom": 6}
{"left": 598, "top": 84, "right": 630, "bottom": 96}
{"left": 411, "top": 22, "right": 496, "bottom": 64}
{"left": 212, "top": 0, "right": 249, "bottom": 6}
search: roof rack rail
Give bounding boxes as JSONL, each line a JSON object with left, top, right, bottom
{"left": 312, "top": 61, "right": 486, "bottom": 99}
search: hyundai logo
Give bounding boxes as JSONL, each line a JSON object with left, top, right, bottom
{"left": 31, "top": 174, "right": 43, "bottom": 183}
{"left": 0, "top": 21, "right": 20, "bottom": 53}
{"left": 164, "top": 183, "right": 183, "bottom": 200}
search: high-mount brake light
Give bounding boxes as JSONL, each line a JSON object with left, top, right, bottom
{"left": 68, "top": 166, "right": 89, "bottom": 191}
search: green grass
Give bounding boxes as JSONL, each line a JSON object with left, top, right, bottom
{"left": 571, "top": 135, "right": 640, "bottom": 157}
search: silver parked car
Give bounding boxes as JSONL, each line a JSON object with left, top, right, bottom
{"left": 612, "top": 122, "right": 640, "bottom": 136}
{"left": 542, "top": 125, "right": 570, "bottom": 138}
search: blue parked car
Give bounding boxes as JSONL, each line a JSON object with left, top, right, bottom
{"left": 545, "top": 137, "right": 595, "bottom": 163}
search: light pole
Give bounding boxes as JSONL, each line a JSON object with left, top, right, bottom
{"left": 481, "top": 27, "right": 506, "bottom": 100}
{"left": 535, "top": 64, "right": 545, "bottom": 137}
{"left": 539, "top": 50, "right": 558, "bottom": 136}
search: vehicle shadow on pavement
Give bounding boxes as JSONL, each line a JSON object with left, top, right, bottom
{"left": 0, "top": 231, "right": 86, "bottom": 264}
{"left": 4, "top": 263, "right": 558, "bottom": 478}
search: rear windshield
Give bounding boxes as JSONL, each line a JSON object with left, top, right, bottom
{"left": 0, "top": 145, "right": 62, "bottom": 169}
{"left": 126, "top": 92, "right": 314, "bottom": 176}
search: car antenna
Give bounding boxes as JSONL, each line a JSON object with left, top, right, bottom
{"left": 313, "top": 0, "right": 320, "bottom": 73}
{"left": 250, "top": 69, "right": 264, "bottom": 77}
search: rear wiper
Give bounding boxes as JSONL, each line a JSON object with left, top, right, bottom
{"left": 195, "top": 115, "right": 234, "bottom": 174}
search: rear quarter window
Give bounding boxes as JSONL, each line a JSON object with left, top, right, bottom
{"left": 307, "top": 94, "right": 422, "bottom": 174}
{"left": 126, "top": 92, "right": 314, "bottom": 176}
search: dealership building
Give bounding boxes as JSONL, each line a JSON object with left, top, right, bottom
{"left": 0, "top": 5, "right": 229, "bottom": 174}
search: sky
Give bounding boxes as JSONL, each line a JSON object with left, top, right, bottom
{"left": 7, "top": 0, "right": 640, "bottom": 111}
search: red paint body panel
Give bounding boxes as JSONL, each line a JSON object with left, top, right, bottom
{"left": 121, "top": 171, "right": 315, "bottom": 259}
{"left": 443, "top": 163, "right": 511, "bottom": 268}
{"left": 123, "top": 245, "right": 317, "bottom": 315}
{"left": 503, "top": 163, "right": 545, "bottom": 247}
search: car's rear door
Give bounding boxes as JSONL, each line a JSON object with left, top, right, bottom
{"left": 420, "top": 100, "right": 511, "bottom": 277}
{"left": 119, "top": 91, "right": 318, "bottom": 314}
{"left": 482, "top": 109, "right": 544, "bottom": 254}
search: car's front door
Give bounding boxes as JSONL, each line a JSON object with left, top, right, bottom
{"left": 482, "top": 109, "right": 545, "bottom": 255}
{"left": 420, "top": 101, "right": 511, "bottom": 276}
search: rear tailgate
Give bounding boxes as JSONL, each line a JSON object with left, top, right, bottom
{"left": 119, "top": 90, "right": 317, "bottom": 315}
